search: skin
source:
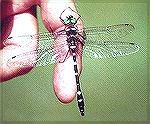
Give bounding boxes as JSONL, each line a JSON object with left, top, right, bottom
{"left": 0, "top": 0, "right": 83, "bottom": 103}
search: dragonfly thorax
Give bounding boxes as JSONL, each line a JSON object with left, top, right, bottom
{"left": 65, "top": 26, "right": 78, "bottom": 36}
{"left": 67, "top": 35, "right": 78, "bottom": 47}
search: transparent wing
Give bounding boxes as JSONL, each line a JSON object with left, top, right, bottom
{"left": 80, "top": 24, "right": 139, "bottom": 59}
{"left": 6, "top": 24, "right": 139, "bottom": 67}
{"left": 5, "top": 31, "right": 66, "bottom": 47}
{"left": 83, "top": 41, "right": 139, "bottom": 59}
{"left": 79, "top": 24, "right": 135, "bottom": 44}
{"left": 7, "top": 48, "right": 53, "bottom": 67}
{"left": 7, "top": 42, "right": 69, "bottom": 67}
{"left": 6, "top": 31, "right": 69, "bottom": 67}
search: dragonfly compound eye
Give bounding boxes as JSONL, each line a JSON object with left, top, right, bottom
{"left": 71, "top": 17, "right": 77, "bottom": 24}
{"left": 64, "top": 17, "right": 70, "bottom": 24}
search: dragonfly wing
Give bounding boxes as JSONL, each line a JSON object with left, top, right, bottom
{"left": 35, "top": 42, "right": 69, "bottom": 66}
{"left": 4, "top": 31, "right": 66, "bottom": 47}
{"left": 83, "top": 41, "right": 140, "bottom": 59}
{"left": 6, "top": 31, "right": 69, "bottom": 67}
{"left": 7, "top": 48, "right": 55, "bottom": 67}
{"left": 79, "top": 24, "right": 135, "bottom": 44}
{"left": 81, "top": 24, "right": 139, "bottom": 59}
{"left": 7, "top": 42, "right": 69, "bottom": 67}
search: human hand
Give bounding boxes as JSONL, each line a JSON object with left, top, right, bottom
{"left": 0, "top": 0, "right": 83, "bottom": 104}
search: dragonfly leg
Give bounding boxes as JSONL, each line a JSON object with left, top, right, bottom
{"left": 59, "top": 49, "right": 70, "bottom": 63}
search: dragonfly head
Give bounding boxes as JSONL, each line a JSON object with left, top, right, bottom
{"left": 60, "top": 7, "right": 81, "bottom": 26}
{"left": 64, "top": 15, "right": 77, "bottom": 25}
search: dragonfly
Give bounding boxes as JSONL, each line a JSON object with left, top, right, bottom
{"left": 5, "top": 7, "right": 140, "bottom": 116}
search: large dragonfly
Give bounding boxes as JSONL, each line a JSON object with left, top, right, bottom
{"left": 5, "top": 7, "right": 139, "bottom": 116}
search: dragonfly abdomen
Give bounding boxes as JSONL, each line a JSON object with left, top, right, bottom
{"left": 71, "top": 48, "right": 85, "bottom": 116}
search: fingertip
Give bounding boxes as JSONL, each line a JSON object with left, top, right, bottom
{"left": 53, "top": 56, "right": 77, "bottom": 103}
{"left": 0, "top": 66, "right": 33, "bottom": 83}
{"left": 55, "top": 88, "right": 76, "bottom": 104}
{"left": 39, "top": 0, "right": 77, "bottom": 32}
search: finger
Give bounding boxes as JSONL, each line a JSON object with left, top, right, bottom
{"left": 1, "top": 6, "right": 38, "bottom": 82}
{"left": 39, "top": 0, "right": 83, "bottom": 103}
{"left": 1, "top": 0, "right": 36, "bottom": 20}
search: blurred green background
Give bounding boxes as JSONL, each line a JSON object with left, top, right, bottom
{"left": 0, "top": 1, "right": 148, "bottom": 124}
